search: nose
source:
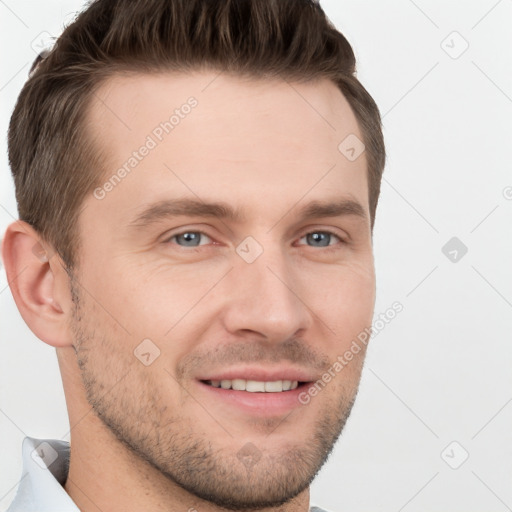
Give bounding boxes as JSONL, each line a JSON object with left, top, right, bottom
{"left": 219, "top": 243, "right": 314, "bottom": 343}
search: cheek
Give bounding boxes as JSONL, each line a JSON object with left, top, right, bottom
{"left": 86, "top": 259, "right": 192, "bottom": 320}
{"left": 307, "top": 260, "right": 375, "bottom": 356}
{"left": 311, "top": 258, "right": 375, "bottom": 315}
{"left": 84, "top": 261, "right": 222, "bottom": 358}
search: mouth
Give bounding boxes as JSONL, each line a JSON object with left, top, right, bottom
{"left": 195, "top": 369, "right": 316, "bottom": 416}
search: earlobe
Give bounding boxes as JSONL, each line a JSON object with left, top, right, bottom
{"left": 1, "top": 220, "right": 73, "bottom": 348}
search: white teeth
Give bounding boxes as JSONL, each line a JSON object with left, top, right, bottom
{"left": 232, "top": 378, "right": 246, "bottom": 391}
{"left": 246, "top": 380, "right": 266, "bottom": 392}
{"left": 207, "top": 379, "right": 299, "bottom": 392}
{"left": 264, "top": 380, "right": 283, "bottom": 392}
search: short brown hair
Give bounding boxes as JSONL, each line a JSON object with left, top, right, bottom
{"left": 9, "top": 0, "right": 385, "bottom": 269}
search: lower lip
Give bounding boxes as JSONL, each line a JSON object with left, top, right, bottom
{"left": 196, "top": 381, "right": 311, "bottom": 416}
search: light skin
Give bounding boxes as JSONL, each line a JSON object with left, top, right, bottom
{"left": 2, "top": 71, "right": 375, "bottom": 512}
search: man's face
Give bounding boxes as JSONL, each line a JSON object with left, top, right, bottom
{"left": 71, "top": 71, "right": 375, "bottom": 509}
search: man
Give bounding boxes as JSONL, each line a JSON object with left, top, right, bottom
{"left": 2, "top": 0, "right": 385, "bottom": 510}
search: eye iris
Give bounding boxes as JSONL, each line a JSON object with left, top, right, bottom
{"left": 308, "top": 232, "right": 330, "bottom": 247}
{"left": 177, "top": 232, "right": 201, "bottom": 246}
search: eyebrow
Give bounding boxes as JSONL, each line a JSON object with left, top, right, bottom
{"left": 128, "top": 197, "right": 368, "bottom": 230}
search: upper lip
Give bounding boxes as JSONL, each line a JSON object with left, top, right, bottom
{"left": 197, "top": 366, "right": 318, "bottom": 383}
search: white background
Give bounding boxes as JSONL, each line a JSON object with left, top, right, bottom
{"left": 1, "top": 1, "right": 511, "bottom": 511}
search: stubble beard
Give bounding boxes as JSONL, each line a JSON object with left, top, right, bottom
{"left": 69, "top": 277, "right": 360, "bottom": 510}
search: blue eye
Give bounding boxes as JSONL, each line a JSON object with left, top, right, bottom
{"left": 297, "top": 231, "right": 343, "bottom": 249}
{"left": 168, "top": 231, "right": 212, "bottom": 247}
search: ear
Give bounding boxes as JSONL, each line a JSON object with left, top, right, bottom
{"left": 1, "top": 220, "right": 74, "bottom": 348}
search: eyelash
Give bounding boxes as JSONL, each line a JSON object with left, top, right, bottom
{"left": 163, "top": 229, "right": 347, "bottom": 252}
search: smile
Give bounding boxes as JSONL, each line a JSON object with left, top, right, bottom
{"left": 203, "top": 379, "right": 300, "bottom": 392}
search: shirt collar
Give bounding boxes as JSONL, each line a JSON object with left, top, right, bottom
{"left": 7, "top": 436, "right": 79, "bottom": 512}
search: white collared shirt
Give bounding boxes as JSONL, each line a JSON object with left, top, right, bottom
{"left": 7, "top": 436, "right": 329, "bottom": 512}
{"left": 7, "top": 436, "right": 79, "bottom": 511}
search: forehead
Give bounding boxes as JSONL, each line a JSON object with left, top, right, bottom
{"left": 88, "top": 70, "right": 363, "bottom": 163}
{"left": 84, "top": 71, "right": 369, "bottom": 229}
